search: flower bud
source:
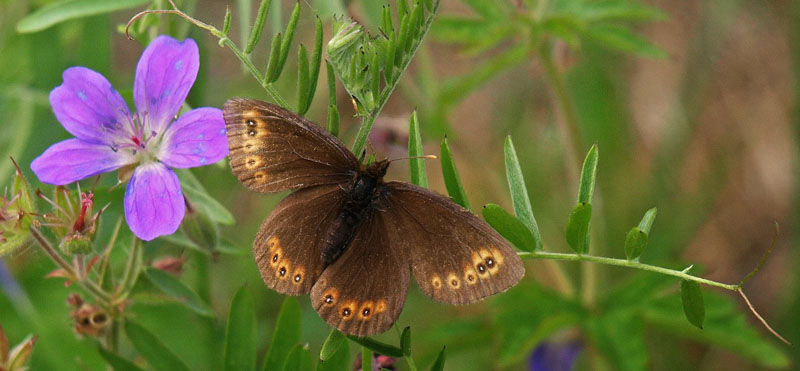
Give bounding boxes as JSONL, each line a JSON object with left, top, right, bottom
{"left": 0, "top": 159, "right": 35, "bottom": 256}
{"left": 152, "top": 255, "right": 184, "bottom": 276}
{"left": 36, "top": 186, "right": 105, "bottom": 255}
{"left": 1, "top": 324, "right": 36, "bottom": 371}
{"left": 181, "top": 197, "right": 219, "bottom": 252}
{"left": 59, "top": 233, "right": 93, "bottom": 255}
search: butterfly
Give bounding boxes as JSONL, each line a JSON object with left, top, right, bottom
{"left": 224, "top": 98, "right": 525, "bottom": 336}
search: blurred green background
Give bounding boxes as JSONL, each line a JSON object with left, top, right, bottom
{"left": 0, "top": 0, "right": 797, "bottom": 370}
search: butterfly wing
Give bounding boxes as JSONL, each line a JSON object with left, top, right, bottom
{"left": 224, "top": 98, "right": 358, "bottom": 193}
{"left": 310, "top": 210, "right": 410, "bottom": 336}
{"left": 379, "top": 182, "right": 525, "bottom": 305}
{"left": 255, "top": 183, "right": 349, "bottom": 295}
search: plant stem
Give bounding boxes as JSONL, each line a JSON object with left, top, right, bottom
{"left": 517, "top": 251, "right": 739, "bottom": 291}
{"left": 350, "top": 1, "right": 440, "bottom": 156}
{"left": 29, "top": 227, "right": 113, "bottom": 304}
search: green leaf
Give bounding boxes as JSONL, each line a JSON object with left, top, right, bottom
{"left": 583, "top": 24, "right": 668, "bottom": 58}
{"left": 578, "top": 1, "right": 667, "bottom": 22}
{"left": 680, "top": 280, "right": 705, "bottom": 330}
{"left": 345, "top": 336, "right": 403, "bottom": 358}
{"left": 460, "top": 0, "right": 504, "bottom": 19}
{"left": 245, "top": 0, "right": 273, "bottom": 54}
{"left": 16, "top": 0, "right": 149, "bottom": 33}
{"left": 408, "top": 111, "right": 428, "bottom": 187}
{"left": 577, "top": 143, "right": 598, "bottom": 204}
{"left": 319, "top": 329, "right": 346, "bottom": 361}
{"left": 176, "top": 169, "right": 235, "bottom": 225}
{"left": 97, "top": 345, "right": 145, "bottom": 371}
{"left": 327, "top": 105, "right": 340, "bottom": 138}
{"left": 503, "top": 136, "right": 543, "bottom": 251}
{"left": 124, "top": 321, "right": 191, "bottom": 371}
{"left": 439, "top": 138, "right": 471, "bottom": 210}
{"left": 262, "top": 298, "right": 301, "bottom": 371}
{"left": 265, "top": 33, "right": 284, "bottom": 83}
{"left": 565, "top": 203, "right": 592, "bottom": 254}
{"left": 143, "top": 268, "right": 215, "bottom": 318}
{"left": 282, "top": 344, "right": 312, "bottom": 371}
{"left": 482, "top": 204, "right": 538, "bottom": 252}
{"left": 623, "top": 227, "right": 647, "bottom": 261}
{"left": 224, "top": 286, "right": 257, "bottom": 371}
{"left": 277, "top": 2, "right": 302, "bottom": 77}
{"left": 296, "top": 44, "right": 311, "bottom": 115}
{"left": 361, "top": 347, "right": 372, "bottom": 371}
{"left": 307, "top": 17, "right": 324, "bottom": 111}
{"left": 429, "top": 346, "right": 446, "bottom": 371}
{"left": 316, "top": 332, "right": 349, "bottom": 371}
{"left": 400, "top": 326, "right": 411, "bottom": 357}
{"left": 638, "top": 207, "right": 657, "bottom": 233}
{"left": 223, "top": 7, "right": 232, "bottom": 35}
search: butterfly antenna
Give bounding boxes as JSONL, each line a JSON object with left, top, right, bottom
{"left": 389, "top": 155, "right": 438, "bottom": 163}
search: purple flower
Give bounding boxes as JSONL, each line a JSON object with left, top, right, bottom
{"left": 529, "top": 340, "right": 581, "bottom": 371}
{"left": 31, "top": 36, "right": 228, "bottom": 241}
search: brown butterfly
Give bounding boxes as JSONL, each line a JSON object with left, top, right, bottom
{"left": 224, "top": 98, "right": 524, "bottom": 336}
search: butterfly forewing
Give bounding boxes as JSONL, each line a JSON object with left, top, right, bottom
{"left": 310, "top": 210, "right": 409, "bottom": 336}
{"left": 255, "top": 184, "right": 349, "bottom": 295}
{"left": 225, "top": 98, "right": 358, "bottom": 193}
{"left": 379, "top": 182, "right": 525, "bottom": 305}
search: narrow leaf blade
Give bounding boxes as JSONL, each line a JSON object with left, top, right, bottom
{"left": 245, "top": 0, "right": 273, "bottom": 54}
{"left": 97, "top": 345, "right": 145, "bottom": 371}
{"left": 400, "top": 326, "right": 411, "bottom": 357}
{"left": 482, "top": 204, "right": 538, "bottom": 252}
{"left": 504, "top": 136, "right": 542, "bottom": 251}
{"left": 144, "top": 268, "right": 215, "bottom": 318}
{"left": 638, "top": 207, "right": 657, "bottom": 234}
{"left": 224, "top": 286, "right": 257, "bottom": 371}
{"left": 345, "top": 336, "right": 403, "bottom": 358}
{"left": 282, "top": 344, "right": 312, "bottom": 371}
{"left": 440, "top": 138, "right": 471, "bottom": 210}
{"left": 429, "top": 346, "right": 446, "bottom": 371}
{"left": 408, "top": 111, "right": 428, "bottom": 187}
{"left": 16, "top": 0, "right": 149, "bottom": 33}
{"left": 124, "top": 321, "right": 191, "bottom": 371}
{"left": 320, "top": 329, "right": 346, "bottom": 361}
{"left": 176, "top": 169, "right": 234, "bottom": 225}
{"left": 317, "top": 333, "right": 349, "bottom": 371}
{"left": 262, "top": 298, "right": 302, "bottom": 371}
{"left": 296, "top": 44, "right": 311, "bottom": 115}
{"left": 623, "top": 227, "right": 648, "bottom": 261}
{"left": 577, "top": 144, "right": 598, "bottom": 204}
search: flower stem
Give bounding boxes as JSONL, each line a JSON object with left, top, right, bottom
{"left": 29, "top": 226, "right": 113, "bottom": 304}
{"left": 517, "top": 251, "right": 739, "bottom": 291}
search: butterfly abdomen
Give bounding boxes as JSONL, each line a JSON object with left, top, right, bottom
{"left": 321, "top": 170, "right": 384, "bottom": 265}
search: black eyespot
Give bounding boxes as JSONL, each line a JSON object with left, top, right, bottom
{"left": 324, "top": 295, "right": 333, "bottom": 304}
{"left": 248, "top": 130, "right": 256, "bottom": 136}
{"left": 248, "top": 159, "right": 256, "bottom": 165}
{"left": 247, "top": 120, "right": 256, "bottom": 127}
{"left": 272, "top": 254, "right": 278, "bottom": 262}
{"left": 362, "top": 308, "right": 371, "bottom": 317}
{"left": 451, "top": 279, "right": 458, "bottom": 286}
{"left": 279, "top": 267, "right": 286, "bottom": 276}
{"left": 294, "top": 274, "right": 301, "bottom": 282}
{"left": 477, "top": 264, "right": 487, "bottom": 273}
{"left": 486, "top": 258, "right": 495, "bottom": 267}
{"left": 342, "top": 308, "right": 351, "bottom": 317}
{"left": 467, "top": 275, "right": 475, "bottom": 282}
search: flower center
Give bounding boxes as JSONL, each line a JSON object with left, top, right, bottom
{"left": 110, "top": 113, "right": 162, "bottom": 163}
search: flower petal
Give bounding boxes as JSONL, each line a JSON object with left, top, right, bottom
{"left": 134, "top": 35, "right": 199, "bottom": 135}
{"left": 31, "top": 139, "right": 135, "bottom": 185}
{"left": 49, "top": 67, "right": 132, "bottom": 143}
{"left": 124, "top": 163, "right": 185, "bottom": 241}
{"left": 158, "top": 108, "right": 229, "bottom": 168}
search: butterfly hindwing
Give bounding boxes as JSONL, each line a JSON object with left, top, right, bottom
{"left": 379, "top": 182, "right": 525, "bottom": 305}
{"left": 310, "top": 210, "right": 410, "bottom": 336}
{"left": 255, "top": 184, "right": 349, "bottom": 295}
{"left": 224, "top": 98, "right": 358, "bottom": 193}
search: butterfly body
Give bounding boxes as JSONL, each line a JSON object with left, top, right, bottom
{"left": 225, "top": 98, "right": 525, "bottom": 336}
{"left": 322, "top": 160, "right": 389, "bottom": 265}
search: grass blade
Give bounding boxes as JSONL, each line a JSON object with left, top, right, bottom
{"left": 16, "top": 0, "right": 148, "bottom": 33}
{"left": 262, "top": 298, "right": 301, "bottom": 371}
{"left": 345, "top": 335, "right": 403, "bottom": 358}
{"left": 125, "top": 321, "right": 190, "bottom": 371}
{"left": 144, "top": 268, "right": 215, "bottom": 318}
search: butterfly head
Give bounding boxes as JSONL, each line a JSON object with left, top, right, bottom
{"left": 364, "top": 159, "right": 390, "bottom": 179}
